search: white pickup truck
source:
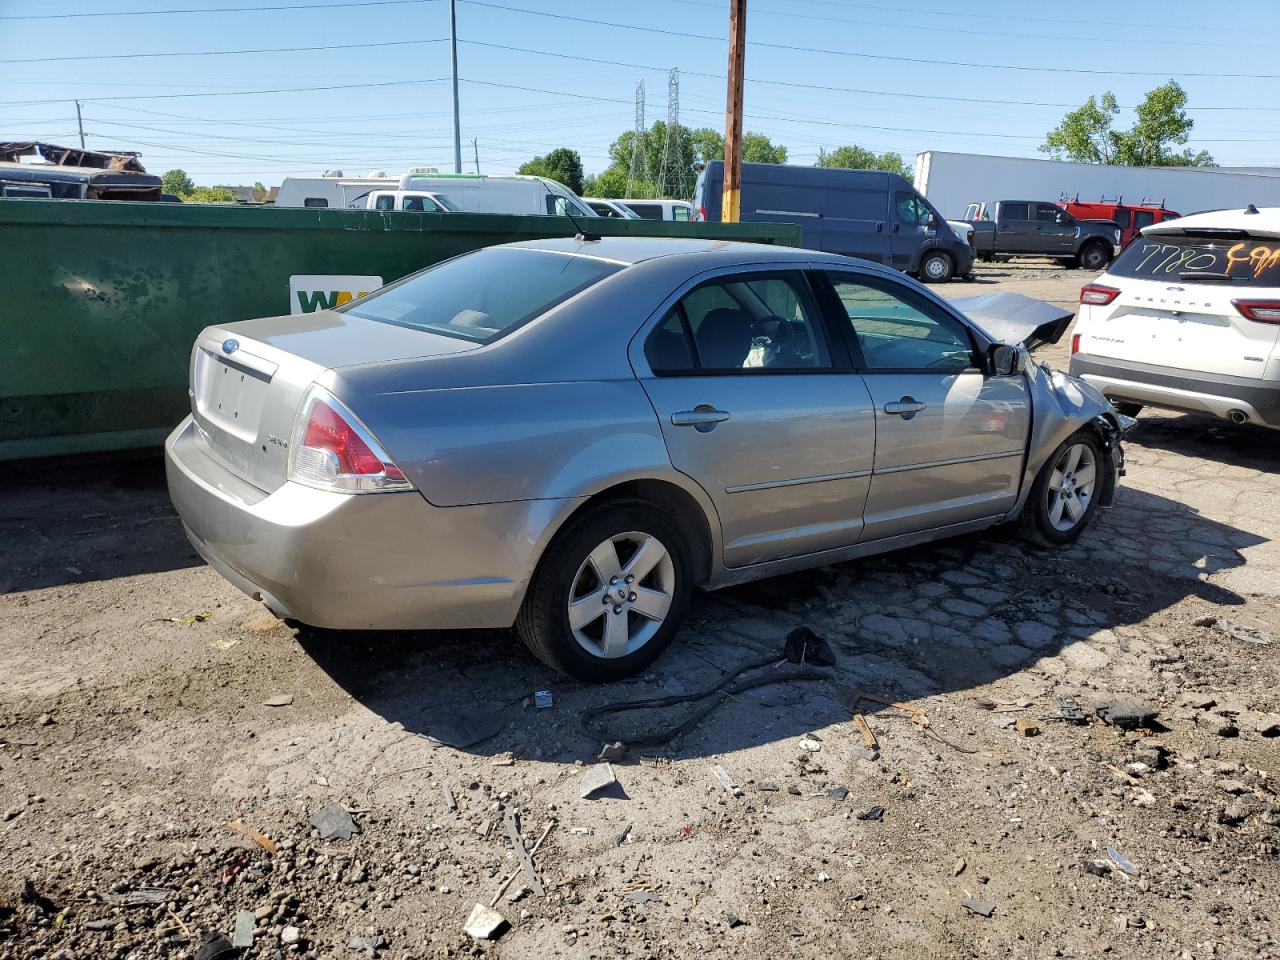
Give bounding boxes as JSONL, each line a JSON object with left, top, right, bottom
{"left": 366, "top": 189, "right": 460, "bottom": 213}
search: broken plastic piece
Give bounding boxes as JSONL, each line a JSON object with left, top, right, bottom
{"left": 534, "top": 690, "right": 554, "bottom": 709}
{"left": 308, "top": 803, "right": 358, "bottom": 841}
{"left": 580, "top": 763, "right": 617, "bottom": 798}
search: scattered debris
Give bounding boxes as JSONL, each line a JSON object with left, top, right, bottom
{"left": 712, "top": 765, "right": 742, "bottom": 797}
{"left": 428, "top": 710, "right": 505, "bottom": 749}
{"left": 161, "top": 611, "right": 213, "bottom": 625}
{"left": 852, "top": 713, "right": 880, "bottom": 761}
{"left": 225, "top": 820, "right": 278, "bottom": 855}
{"left": 442, "top": 785, "right": 457, "bottom": 812}
{"left": 756, "top": 782, "right": 780, "bottom": 792}
{"left": 598, "top": 740, "right": 627, "bottom": 762}
{"left": 1200, "top": 617, "right": 1272, "bottom": 646}
{"left": 309, "top": 803, "right": 358, "bottom": 841}
{"left": 490, "top": 821, "right": 554, "bottom": 907}
{"left": 464, "top": 903, "right": 508, "bottom": 941}
{"left": 101, "top": 887, "right": 175, "bottom": 906}
{"left": 503, "top": 808, "right": 545, "bottom": 897}
{"left": 725, "top": 914, "right": 745, "bottom": 929}
{"left": 856, "top": 806, "right": 885, "bottom": 822}
{"left": 262, "top": 693, "right": 293, "bottom": 707}
{"left": 193, "top": 932, "right": 237, "bottom": 960}
{"left": 798, "top": 737, "right": 822, "bottom": 752}
{"left": 347, "top": 934, "right": 386, "bottom": 954}
{"left": 961, "top": 898, "right": 996, "bottom": 918}
{"left": 1015, "top": 716, "right": 1040, "bottom": 737}
{"left": 825, "top": 786, "right": 849, "bottom": 801}
{"left": 783, "top": 626, "right": 837, "bottom": 666}
{"left": 1107, "top": 847, "right": 1140, "bottom": 876}
{"left": 580, "top": 763, "right": 617, "bottom": 799}
{"left": 1082, "top": 859, "right": 1112, "bottom": 877}
{"left": 614, "top": 822, "right": 632, "bottom": 847}
{"left": 1093, "top": 699, "right": 1158, "bottom": 731}
{"left": 786, "top": 785, "right": 802, "bottom": 796}
{"left": 231, "top": 911, "right": 255, "bottom": 948}
{"left": 1053, "top": 697, "right": 1088, "bottom": 724}
{"left": 534, "top": 690, "right": 554, "bottom": 709}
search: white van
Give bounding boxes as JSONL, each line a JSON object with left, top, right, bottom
{"left": 366, "top": 190, "right": 461, "bottom": 213}
{"left": 275, "top": 171, "right": 399, "bottom": 209}
{"left": 583, "top": 197, "right": 640, "bottom": 219}
{"left": 619, "top": 199, "right": 694, "bottom": 221}
{"left": 396, "top": 172, "right": 597, "bottom": 218}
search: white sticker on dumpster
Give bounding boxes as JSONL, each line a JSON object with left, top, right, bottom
{"left": 289, "top": 275, "right": 383, "bottom": 314}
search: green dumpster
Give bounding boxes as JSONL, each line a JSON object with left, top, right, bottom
{"left": 0, "top": 199, "right": 800, "bottom": 460}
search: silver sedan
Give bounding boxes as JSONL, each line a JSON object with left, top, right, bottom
{"left": 165, "top": 237, "right": 1127, "bottom": 681}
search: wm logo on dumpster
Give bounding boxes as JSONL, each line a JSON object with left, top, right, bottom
{"left": 288, "top": 275, "right": 384, "bottom": 315}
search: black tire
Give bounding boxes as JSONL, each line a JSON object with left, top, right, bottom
{"left": 918, "top": 250, "right": 954, "bottom": 283}
{"left": 1112, "top": 401, "right": 1143, "bottom": 418}
{"left": 1019, "top": 429, "right": 1106, "bottom": 548}
{"left": 1078, "top": 242, "right": 1111, "bottom": 271}
{"left": 516, "top": 498, "right": 693, "bottom": 682}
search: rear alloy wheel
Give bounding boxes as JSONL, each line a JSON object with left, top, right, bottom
{"left": 919, "top": 250, "right": 954, "bottom": 283}
{"left": 1078, "top": 242, "right": 1111, "bottom": 271}
{"left": 1019, "top": 430, "right": 1105, "bottom": 546}
{"left": 516, "top": 499, "right": 692, "bottom": 681}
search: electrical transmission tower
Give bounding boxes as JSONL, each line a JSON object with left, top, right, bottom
{"left": 657, "top": 68, "right": 686, "bottom": 200}
{"left": 626, "top": 80, "right": 651, "bottom": 199}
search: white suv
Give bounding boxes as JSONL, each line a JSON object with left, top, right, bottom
{"left": 1070, "top": 205, "right": 1280, "bottom": 430}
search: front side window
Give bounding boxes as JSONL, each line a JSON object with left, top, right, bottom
{"left": 344, "top": 248, "right": 622, "bottom": 343}
{"left": 895, "top": 192, "right": 933, "bottom": 226}
{"left": 673, "top": 205, "right": 691, "bottom": 221}
{"left": 825, "top": 272, "right": 976, "bottom": 372}
{"left": 1133, "top": 210, "right": 1155, "bottom": 230}
{"left": 402, "top": 196, "right": 426, "bottom": 211}
{"left": 627, "top": 203, "right": 662, "bottom": 220}
{"left": 1035, "top": 203, "right": 1064, "bottom": 223}
{"left": 644, "top": 273, "right": 831, "bottom": 374}
{"left": 1113, "top": 208, "right": 1132, "bottom": 229}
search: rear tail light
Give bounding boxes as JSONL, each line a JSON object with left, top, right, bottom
{"left": 1080, "top": 283, "right": 1120, "bottom": 306}
{"left": 1071, "top": 333, "right": 1081, "bottom": 354}
{"left": 1232, "top": 299, "right": 1280, "bottom": 324}
{"left": 288, "top": 386, "right": 413, "bottom": 493}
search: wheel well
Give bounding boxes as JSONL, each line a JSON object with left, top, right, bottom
{"left": 573, "top": 479, "right": 715, "bottom": 585}
{"left": 1079, "top": 238, "right": 1108, "bottom": 255}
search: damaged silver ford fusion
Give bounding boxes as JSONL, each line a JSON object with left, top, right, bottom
{"left": 955, "top": 291, "right": 1132, "bottom": 544}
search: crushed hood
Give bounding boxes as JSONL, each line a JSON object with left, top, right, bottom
{"left": 949, "top": 292, "right": 1073, "bottom": 351}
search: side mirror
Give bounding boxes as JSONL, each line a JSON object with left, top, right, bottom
{"left": 989, "top": 343, "right": 1019, "bottom": 377}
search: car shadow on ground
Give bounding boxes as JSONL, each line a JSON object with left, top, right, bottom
{"left": 295, "top": 477, "right": 1264, "bottom": 764}
{"left": 1123, "top": 410, "right": 1280, "bottom": 471}
{"left": 0, "top": 452, "right": 201, "bottom": 593}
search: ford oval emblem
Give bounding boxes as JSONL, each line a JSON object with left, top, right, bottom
{"left": 221, "top": 338, "right": 239, "bottom": 355}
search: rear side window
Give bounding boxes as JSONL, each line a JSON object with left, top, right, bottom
{"left": 344, "top": 248, "right": 622, "bottom": 343}
{"left": 1001, "top": 202, "right": 1029, "bottom": 221}
{"left": 1133, "top": 210, "right": 1155, "bottom": 230}
{"left": 1109, "top": 234, "right": 1280, "bottom": 286}
{"left": 373, "top": 195, "right": 395, "bottom": 211}
{"left": 644, "top": 273, "right": 830, "bottom": 374}
{"left": 628, "top": 203, "right": 662, "bottom": 220}
{"left": 1113, "top": 208, "right": 1132, "bottom": 229}
{"left": 303, "top": 197, "right": 328, "bottom": 208}
{"left": 673, "top": 205, "right": 690, "bottom": 221}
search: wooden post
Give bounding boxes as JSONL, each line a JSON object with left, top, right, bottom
{"left": 722, "top": 0, "right": 746, "bottom": 222}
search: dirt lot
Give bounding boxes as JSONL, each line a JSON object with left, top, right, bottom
{"left": 2, "top": 262, "right": 1278, "bottom": 960}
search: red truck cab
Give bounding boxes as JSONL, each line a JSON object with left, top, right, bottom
{"left": 1058, "top": 198, "right": 1180, "bottom": 249}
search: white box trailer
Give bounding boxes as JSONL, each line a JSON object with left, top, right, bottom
{"left": 275, "top": 171, "right": 402, "bottom": 209}
{"left": 915, "top": 151, "right": 1280, "bottom": 220}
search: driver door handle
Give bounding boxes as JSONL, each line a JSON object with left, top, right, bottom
{"left": 672, "top": 407, "right": 731, "bottom": 427}
{"left": 884, "top": 398, "right": 927, "bottom": 417}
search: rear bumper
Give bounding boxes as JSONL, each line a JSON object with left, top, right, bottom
{"left": 1069, "top": 354, "right": 1280, "bottom": 429}
{"left": 164, "top": 416, "right": 576, "bottom": 629}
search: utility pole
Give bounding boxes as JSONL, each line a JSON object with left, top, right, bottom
{"left": 472, "top": 137, "right": 479, "bottom": 174}
{"left": 75, "top": 100, "right": 85, "bottom": 149}
{"left": 722, "top": 0, "right": 746, "bottom": 222}
{"left": 449, "top": 0, "right": 461, "bottom": 174}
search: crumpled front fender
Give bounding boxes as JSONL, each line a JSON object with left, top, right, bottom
{"left": 1008, "top": 357, "right": 1127, "bottom": 519}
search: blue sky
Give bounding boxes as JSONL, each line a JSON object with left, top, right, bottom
{"left": 1, "top": 0, "right": 1277, "bottom": 188}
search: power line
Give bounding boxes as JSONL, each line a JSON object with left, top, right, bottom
{"left": 0, "top": 78, "right": 452, "bottom": 107}
{"left": 0, "top": 0, "right": 436, "bottom": 19}
{"left": 459, "top": 0, "right": 1280, "bottom": 80}
{"left": 0, "top": 38, "right": 446, "bottom": 65}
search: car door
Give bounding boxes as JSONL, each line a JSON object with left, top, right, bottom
{"left": 633, "top": 268, "right": 876, "bottom": 567}
{"left": 890, "top": 191, "right": 936, "bottom": 270}
{"left": 815, "top": 269, "right": 1031, "bottom": 542}
{"left": 1034, "top": 203, "right": 1075, "bottom": 254}
{"left": 821, "top": 174, "right": 892, "bottom": 264}
{"left": 996, "top": 202, "right": 1033, "bottom": 253}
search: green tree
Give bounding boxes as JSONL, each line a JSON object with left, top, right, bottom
{"left": 184, "top": 186, "right": 238, "bottom": 202}
{"left": 161, "top": 169, "right": 194, "bottom": 195}
{"left": 517, "top": 147, "right": 584, "bottom": 194}
{"left": 742, "top": 132, "right": 787, "bottom": 164}
{"left": 816, "top": 145, "right": 912, "bottom": 179}
{"left": 1041, "top": 81, "right": 1213, "bottom": 167}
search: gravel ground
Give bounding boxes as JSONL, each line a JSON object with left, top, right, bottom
{"left": 2, "top": 262, "right": 1278, "bottom": 960}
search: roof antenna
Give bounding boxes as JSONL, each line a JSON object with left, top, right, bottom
{"left": 1244, "top": 203, "right": 1260, "bottom": 215}
{"left": 538, "top": 179, "right": 600, "bottom": 241}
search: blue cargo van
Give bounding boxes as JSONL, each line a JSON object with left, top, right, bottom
{"left": 692, "top": 161, "right": 973, "bottom": 282}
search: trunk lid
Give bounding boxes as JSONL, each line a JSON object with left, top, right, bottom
{"left": 189, "top": 310, "right": 478, "bottom": 493}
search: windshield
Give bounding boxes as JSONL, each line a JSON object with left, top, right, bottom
{"left": 343, "top": 248, "right": 622, "bottom": 343}
{"left": 1109, "top": 234, "right": 1280, "bottom": 285}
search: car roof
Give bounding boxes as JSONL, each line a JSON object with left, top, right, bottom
{"left": 1143, "top": 206, "right": 1280, "bottom": 238}
{"left": 499, "top": 235, "right": 828, "bottom": 266}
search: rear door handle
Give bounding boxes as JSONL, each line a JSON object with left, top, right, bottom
{"left": 884, "top": 398, "right": 927, "bottom": 418}
{"left": 672, "top": 407, "right": 731, "bottom": 430}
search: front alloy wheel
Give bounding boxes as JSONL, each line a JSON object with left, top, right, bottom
{"left": 1019, "top": 429, "right": 1105, "bottom": 546}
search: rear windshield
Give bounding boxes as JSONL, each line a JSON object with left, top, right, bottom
{"left": 1109, "top": 234, "right": 1280, "bottom": 285}
{"left": 343, "top": 248, "right": 623, "bottom": 342}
